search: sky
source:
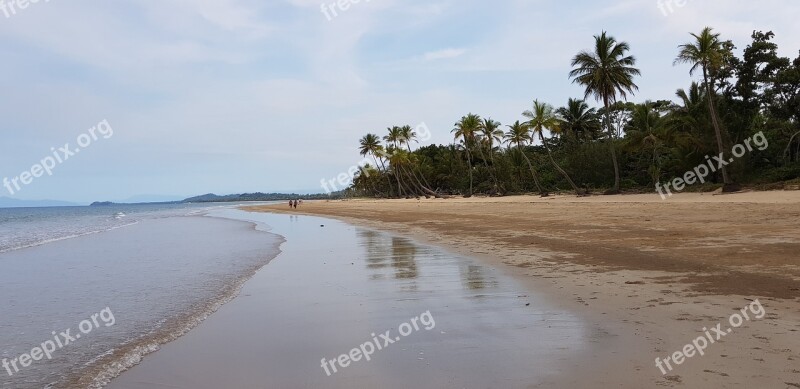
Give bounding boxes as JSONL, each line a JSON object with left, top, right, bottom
{"left": 0, "top": 0, "right": 798, "bottom": 203}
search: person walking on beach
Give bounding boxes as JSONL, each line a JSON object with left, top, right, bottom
{"left": 289, "top": 200, "right": 294, "bottom": 209}
{"left": 293, "top": 200, "right": 298, "bottom": 209}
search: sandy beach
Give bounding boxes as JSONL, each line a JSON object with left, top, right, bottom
{"left": 245, "top": 191, "right": 800, "bottom": 387}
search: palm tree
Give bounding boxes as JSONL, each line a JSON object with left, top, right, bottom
{"left": 523, "top": 100, "right": 582, "bottom": 195}
{"left": 674, "top": 26, "right": 737, "bottom": 191}
{"left": 399, "top": 125, "right": 417, "bottom": 152}
{"left": 359, "top": 133, "right": 393, "bottom": 197}
{"left": 621, "top": 101, "right": 669, "bottom": 185}
{"left": 482, "top": 119, "right": 505, "bottom": 188}
{"left": 569, "top": 31, "right": 641, "bottom": 194}
{"left": 478, "top": 118, "right": 502, "bottom": 193}
{"left": 452, "top": 114, "right": 481, "bottom": 197}
{"left": 481, "top": 118, "right": 504, "bottom": 156}
{"left": 359, "top": 133, "right": 384, "bottom": 169}
{"left": 504, "top": 120, "right": 546, "bottom": 196}
{"left": 383, "top": 144, "right": 410, "bottom": 197}
{"left": 556, "top": 98, "right": 602, "bottom": 142}
{"left": 668, "top": 83, "right": 716, "bottom": 170}
{"left": 384, "top": 126, "right": 403, "bottom": 148}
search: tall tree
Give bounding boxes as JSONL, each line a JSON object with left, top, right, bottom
{"left": 359, "top": 133, "right": 393, "bottom": 196}
{"left": 523, "top": 100, "right": 582, "bottom": 195}
{"left": 570, "top": 31, "right": 641, "bottom": 194}
{"left": 674, "top": 27, "right": 738, "bottom": 191}
{"left": 399, "top": 125, "right": 417, "bottom": 152}
{"left": 452, "top": 114, "right": 481, "bottom": 197}
{"left": 479, "top": 118, "right": 503, "bottom": 194}
{"left": 504, "top": 121, "right": 546, "bottom": 195}
{"left": 384, "top": 126, "right": 403, "bottom": 148}
{"left": 359, "top": 133, "right": 384, "bottom": 169}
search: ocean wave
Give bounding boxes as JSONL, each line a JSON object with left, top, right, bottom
{"left": 0, "top": 222, "right": 140, "bottom": 254}
{"left": 55, "top": 226, "right": 285, "bottom": 389}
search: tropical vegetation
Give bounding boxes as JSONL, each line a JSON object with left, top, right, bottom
{"left": 348, "top": 28, "right": 800, "bottom": 198}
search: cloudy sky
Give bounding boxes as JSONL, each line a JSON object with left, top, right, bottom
{"left": 1, "top": 0, "right": 798, "bottom": 202}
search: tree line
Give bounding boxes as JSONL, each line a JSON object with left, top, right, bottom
{"left": 350, "top": 28, "right": 800, "bottom": 198}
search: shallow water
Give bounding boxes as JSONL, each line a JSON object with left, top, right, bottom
{"left": 108, "top": 210, "right": 589, "bottom": 388}
{"left": 0, "top": 211, "right": 281, "bottom": 389}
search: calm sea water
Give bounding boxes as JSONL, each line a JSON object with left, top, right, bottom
{"left": 0, "top": 203, "right": 219, "bottom": 254}
{"left": 0, "top": 203, "right": 283, "bottom": 389}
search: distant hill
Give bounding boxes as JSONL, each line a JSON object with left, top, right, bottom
{"left": 118, "top": 194, "right": 186, "bottom": 203}
{"left": 0, "top": 197, "right": 80, "bottom": 208}
{"left": 182, "top": 192, "right": 341, "bottom": 203}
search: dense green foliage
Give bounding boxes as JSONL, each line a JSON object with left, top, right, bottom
{"left": 350, "top": 29, "right": 800, "bottom": 198}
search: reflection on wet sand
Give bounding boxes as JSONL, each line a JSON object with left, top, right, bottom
{"left": 358, "top": 230, "right": 419, "bottom": 290}
{"left": 460, "top": 264, "right": 499, "bottom": 290}
{"left": 358, "top": 229, "right": 499, "bottom": 292}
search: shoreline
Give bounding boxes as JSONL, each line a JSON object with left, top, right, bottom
{"left": 0, "top": 213, "right": 283, "bottom": 389}
{"left": 75, "top": 216, "right": 284, "bottom": 389}
{"left": 107, "top": 209, "right": 600, "bottom": 388}
{"left": 245, "top": 191, "right": 800, "bottom": 387}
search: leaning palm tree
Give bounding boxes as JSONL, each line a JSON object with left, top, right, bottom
{"left": 569, "top": 31, "right": 641, "bottom": 194}
{"left": 523, "top": 100, "right": 582, "bottom": 195}
{"left": 674, "top": 26, "right": 737, "bottom": 191}
{"left": 452, "top": 114, "right": 481, "bottom": 197}
{"left": 504, "top": 120, "right": 546, "bottom": 196}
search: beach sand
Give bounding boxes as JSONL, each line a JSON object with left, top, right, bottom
{"left": 245, "top": 191, "right": 800, "bottom": 387}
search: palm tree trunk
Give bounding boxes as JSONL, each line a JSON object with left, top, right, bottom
{"left": 703, "top": 69, "right": 733, "bottom": 187}
{"left": 402, "top": 165, "right": 442, "bottom": 198}
{"left": 372, "top": 154, "right": 391, "bottom": 198}
{"left": 516, "top": 143, "right": 545, "bottom": 195}
{"left": 603, "top": 97, "right": 621, "bottom": 193}
{"left": 463, "top": 136, "right": 473, "bottom": 197}
{"left": 376, "top": 156, "right": 395, "bottom": 198}
{"left": 488, "top": 147, "right": 505, "bottom": 194}
{"left": 406, "top": 143, "right": 433, "bottom": 188}
{"left": 392, "top": 166, "right": 404, "bottom": 197}
{"left": 475, "top": 141, "right": 500, "bottom": 194}
{"left": 539, "top": 132, "right": 581, "bottom": 195}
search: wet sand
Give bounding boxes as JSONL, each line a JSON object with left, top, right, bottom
{"left": 107, "top": 209, "right": 632, "bottom": 388}
{"left": 245, "top": 192, "right": 800, "bottom": 387}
